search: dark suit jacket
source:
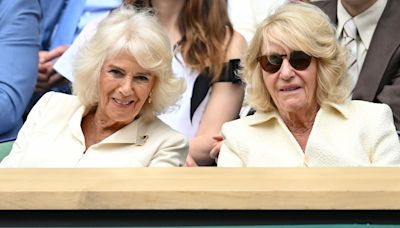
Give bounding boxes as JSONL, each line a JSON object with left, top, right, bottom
{"left": 313, "top": 0, "right": 400, "bottom": 130}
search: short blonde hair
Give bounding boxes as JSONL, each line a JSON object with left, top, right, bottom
{"left": 73, "top": 6, "right": 185, "bottom": 119}
{"left": 243, "top": 2, "right": 350, "bottom": 113}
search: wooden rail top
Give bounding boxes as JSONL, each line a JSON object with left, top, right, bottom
{"left": 0, "top": 167, "right": 399, "bottom": 210}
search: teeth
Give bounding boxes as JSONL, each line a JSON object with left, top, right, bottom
{"left": 282, "top": 87, "right": 299, "bottom": 91}
{"left": 113, "top": 98, "right": 132, "bottom": 105}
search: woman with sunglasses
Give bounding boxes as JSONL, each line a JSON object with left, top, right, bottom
{"left": 217, "top": 2, "right": 400, "bottom": 167}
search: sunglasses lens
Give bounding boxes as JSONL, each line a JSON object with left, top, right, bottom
{"left": 257, "top": 55, "right": 282, "bottom": 73}
{"left": 257, "top": 51, "right": 311, "bottom": 73}
{"left": 289, "top": 51, "right": 311, "bottom": 70}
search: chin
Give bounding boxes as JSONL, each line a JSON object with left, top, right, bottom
{"left": 109, "top": 112, "right": 136, "bottom": 123}
{"left": 282, "top": 102, "right": 306, "bottom": 113}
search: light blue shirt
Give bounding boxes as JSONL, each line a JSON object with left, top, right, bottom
{"left": 50, "top": 0, "right": 122, "bottom": 49}
{"left": 76, "top": 0, "right": 122, "bottom": 39}
{"left": 0, "top": 0, "right": 41, "bottom": 142}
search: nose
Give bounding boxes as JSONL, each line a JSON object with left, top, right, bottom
{"left": 279, "top": 58, "right": 295, "bottom": 81}
{"left": 118, "top": 77, "right": 134, "bottom": 96}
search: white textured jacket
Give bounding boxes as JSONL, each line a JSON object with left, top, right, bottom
{"left": 0, "top": 92, "right": 188, "bottom": 167}
{"left": 218, "top": 101, "right": 400, "bottom": 167}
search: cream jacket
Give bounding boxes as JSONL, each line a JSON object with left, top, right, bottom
{"left": 218, "top": 101, "right": 400, "bottom": 167}
{"left": 0, "top": 92, "right": 188, "bottom": 167}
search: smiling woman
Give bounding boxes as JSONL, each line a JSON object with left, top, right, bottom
{"left": 217, "top": 2, "right": 400, "bottom": 167}
{"left": 80, "top": 53, "right": 157, "bottom": 149}
{"left": 99, "top": 54, "right": 155, "bottom": 123}
{"left": 0, "top": 6, "right": 188, "bottom": 168}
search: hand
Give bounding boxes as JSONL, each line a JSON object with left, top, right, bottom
{"left": 185, "top": 154, "right": 198, "bottom": 167}
{"left": 36, "top": 45, "right": 69, "bottom": 92}
{"left": 39, "top": 45, "right": 69, "bottom": 65}
{"left": 210, "top": 134, "right": 223, "bottom": 161}
{"left": 36, "top": 72, "right": 69, "bottom": 93}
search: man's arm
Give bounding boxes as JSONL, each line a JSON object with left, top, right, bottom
{"left": 0, "top": 0, "right": 41, "bottom": 141}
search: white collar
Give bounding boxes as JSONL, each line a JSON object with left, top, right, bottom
{"left": 247, "top": 102, "right": 350, "bottom": 127}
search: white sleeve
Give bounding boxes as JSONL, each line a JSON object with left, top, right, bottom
{"left": 227, "top": 0, "right": 256, "bottom": 44}
{"left": 217, "top": 141, "right": 244, "bottom": 167}
{"left": 227, "top": 0, "right": 286, "bottom": 43}
{"left": 370, "top": 104, "right": 400, "bottom": 166}
{"left": 0, "top": 92, "right": 55, "bottom": 167}
{"left": 148, "top": 133, "right": 189, "bottom": 167}
{"left": 217, "top": 124, "right": 244, "bottom": 167}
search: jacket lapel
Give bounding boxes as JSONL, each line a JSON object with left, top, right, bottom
{"left": 353, "top": 0, "right": 400, "bottom": 101}
{"left": 313, "top": 0, "right": 338, "bottom": 23}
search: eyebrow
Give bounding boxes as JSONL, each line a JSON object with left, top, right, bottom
{"left": 108, "top": 64, "right": 153, "bottom": 77}
{"left": 265, "top": 51, "right": 286, "bottom": 56}
{"left": 108, "top": 64, "right": 126, "bottom": 73}
{"left": 135, "top": 71, "right": 153, "bottom": 77}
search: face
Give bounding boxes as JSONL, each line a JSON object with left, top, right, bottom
{"left": 340, "top": 0, "right": 377, "bottom": 16}
{"left": 341, "top": 0, "right": 377, "bottom": 7}
{"left": 97, "top": 52, "right": 155, "bottom": 126}
{"left": 259, "top": 43, "right": 318, "bottom": 114}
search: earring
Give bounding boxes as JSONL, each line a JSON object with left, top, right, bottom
{"left": 148, "top": 92, "right": 152, "bottom": 104}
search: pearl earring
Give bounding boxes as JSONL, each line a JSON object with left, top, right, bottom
{"left": 148, "top": 92, "right": 152, "bottom": 104}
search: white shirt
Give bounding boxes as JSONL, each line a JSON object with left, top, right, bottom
{"left": 228, "top": 0, "right": 286, "bottom": 43}
{"left": 157, "top": 52, "right": 210, "bottom": 138}
{"left": 76, "top": 0, "right": 121, "bottom": 39}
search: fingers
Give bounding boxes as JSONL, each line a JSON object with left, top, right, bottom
{"left": 36, "top": 45, "right": 70, "bottom": 93}
{"left": 38, "top": 50, "right": 56, "bottom": 74}
{"left": 39, "top": 50, "right": 53, "bottom": 64}
{"left": 184, "top": 154, "right": 198, "bottom": 167}
{"left": 36, "top": 70, "right": 51, "bottom": 92}
{"left": 35, "top": 73, "right": 69, "bottom": 92}
{"left": 51, "top": 45, "right": 69, "bottom": 57}
{"left": 38, "top": 60, "right": 54, "bottom": 74}
{"left": 210, "top": 134, "right": 223, "bottom": 159}
{"left": 39, "top": 45, "right": 69, "bottom": 64}
{"left": 212, "top": 135, "right": 223, "bottom": 141}
{"left": 37, "top": 71, "right": 49, "bottom": 81}
{"left": 209, "top": 141, "right": 222, "bottom": 159}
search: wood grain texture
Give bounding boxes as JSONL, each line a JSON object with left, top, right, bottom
{"left": 0, "top": 168, "right": 399, "bottom": 209}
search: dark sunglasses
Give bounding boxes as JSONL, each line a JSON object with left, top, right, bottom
{"left": 256, "top": 51, "right": 312, "bottom": 73}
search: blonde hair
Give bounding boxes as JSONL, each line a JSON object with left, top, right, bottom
{"left": 73, "top": 6, "right": 185, "bottom": 119}
{"left": 243, "top": 2, "right": 350, "bottom": 113}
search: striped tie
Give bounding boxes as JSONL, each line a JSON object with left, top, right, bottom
{"left": 342, "top": 18, "right": 359, "bottom": 89}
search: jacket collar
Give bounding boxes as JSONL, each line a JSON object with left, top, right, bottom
{"left": 101, "top": 116, "right": 150, "bottom": 145}
{"left": 247, "top": 102, "right": 350, "bottom": 126}
{"left": 69, "top": 105, "right": 151, "bottom": 146}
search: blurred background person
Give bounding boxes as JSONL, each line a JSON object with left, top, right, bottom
{"left": 1, "top": 7, "right": 187, "bottom": 167}
{"left": 0, "top": 0, "right": 41, "bottom": 142}
{"left": 228, "top": 0, "right": 286, "bottom": 44}
{"left": 217, "top": 2, "right": 400, "bottom": 167}
{"left": 53, "top": 0, "right": 247, "bottom": 166}
{"left": 313, "top": 0, "right": 400, "bottom": 134}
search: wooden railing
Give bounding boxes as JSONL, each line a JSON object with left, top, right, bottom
{"left": 0, "top": 167, "right": 399, "bottom": 210}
